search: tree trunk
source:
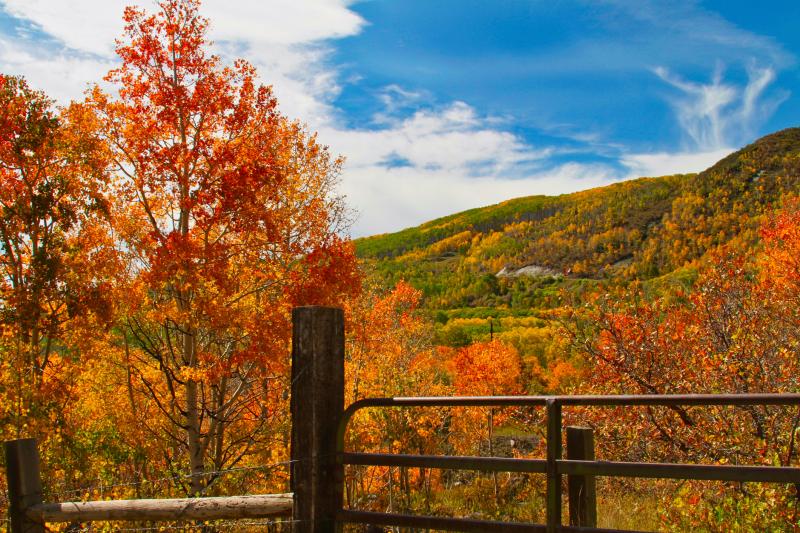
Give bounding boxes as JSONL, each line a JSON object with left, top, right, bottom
{"left": 184, "top": 327, "right": 204, "bottom": 496}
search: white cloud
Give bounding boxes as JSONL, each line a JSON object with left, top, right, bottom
{"left": 0, "top": 36, "right": 113, "bottom": 102}
{"left": 1, "top": 0, "right": 127, "bottom": 55}
{"left": 205, "top": 0, "right": 365, "bottom": 124}
{"left": 342, "top": 162, "right": 617, "bottom": 237}
{"left": 621, "top": 148, "right": 733, "bottom": 178}
{"left": 1, "top": 0, "right": 364, "bottom": 53}
{"left": 204, "top": 1, "right": 364, "bottom": 46}
{"left": 321, "top": 101, "right": 618, "bottom": 235}
{"left": 232, "top": 41, "right": 341, "bottom": 128}
{"left": 0, "top": 0, "right": 363, "bottom": 124}
{"left": 328, "top": 102, "right": 551, "bottom": 175}
{"left": 655, "top": 63, "right": 789, "bottom": 150}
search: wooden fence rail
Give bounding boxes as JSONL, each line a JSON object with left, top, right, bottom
{"left": 6, "top": 306, "right": 800, "bottom": 533}
{"left": 28, "top": 494, "right": 293, "bottom": 523}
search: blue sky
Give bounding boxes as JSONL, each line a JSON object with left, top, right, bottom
{"left": 0, "top": 0, "right": 798, "bottom": 236}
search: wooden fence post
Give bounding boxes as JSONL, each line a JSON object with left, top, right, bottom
{"left": 5, "top": 438, "right": 45, "bottom": 533}
{"left": 291, "top": 306, "right": 345, "bottom": 533}
{"left": 566, "top": 426, "right": 597, "bottom": 527}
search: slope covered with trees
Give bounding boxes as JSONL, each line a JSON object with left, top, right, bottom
{"left": 356, "top": 127, "right": 800, "bottom": 337}
{"left": 359, "top": 128, "right": 800, "bottom": 277}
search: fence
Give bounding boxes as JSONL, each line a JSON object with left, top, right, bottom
{"left": 336, "top": 394, "right": 800, "bottom": 533}
{"left": 4, "top": 305, "right": 342, "bottom": 533}
{"left": 6, "top": 306, "right": 800, "bottom": 532}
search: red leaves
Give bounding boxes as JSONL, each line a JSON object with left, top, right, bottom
{"left": 287, "top": 236, "right": 361, "bottom": 307}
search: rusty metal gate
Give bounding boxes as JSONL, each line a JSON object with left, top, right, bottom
{"left": 336, "top": 394, "right": 800, "bottom": 533}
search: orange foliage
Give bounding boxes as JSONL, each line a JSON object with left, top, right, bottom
{"left": 449, "top": 340, "right": 522, "bottom": 396}
{"left": 0, "top": 75, "right": 112, "bottom": 442}
{"left": 568, "top": 203, "right": 800, "bottom": 527}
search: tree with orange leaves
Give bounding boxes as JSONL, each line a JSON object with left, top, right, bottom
{"left": 88, "top": 0, "right": 359, "bottom": 495}
{"left": 447, "top": 340, "right": 521, "bottom": 466}
{"left": 343, "top": 281, "right": 453, "bottom": 512}
{"left": 0, "top": 75, "right": 110, "bottom": 439}
{"left": 449, "top": 340, "right": 522, "bottom": 397}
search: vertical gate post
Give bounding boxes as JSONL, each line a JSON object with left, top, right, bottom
{"left": 566, "top": 427, "right": 597, "bottom": 527}
{"left": 291, "top": 306, "right": 345, "bottom": 533}
{"left": 5, "top": 438, "right": 45, "bottom": 533}
{"left": 545, "top": 399, "right": 562, "bottom": 533}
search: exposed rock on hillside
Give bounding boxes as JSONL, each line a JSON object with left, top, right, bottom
{"left": 496, "top": 265, "right": 560, "bottom": 278}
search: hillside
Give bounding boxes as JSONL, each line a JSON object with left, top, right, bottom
{"left": 357, "top": 175, "right": 685, "bottom": 305}
{"left": 355, "top": 127, "right": 800, "bottom": 346}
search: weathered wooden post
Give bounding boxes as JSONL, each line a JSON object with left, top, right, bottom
{"left": 5, "top": 438, "right": 45, "bottom": 533}
{"left": 291, "top": 306, "right": 345, "bottom": 533}
{"left": 566, "top": 426, "right": 597, "bottom": 527}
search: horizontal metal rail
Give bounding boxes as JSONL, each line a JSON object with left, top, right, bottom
{"left": 338, "top": 510, "right": 646, "bottom": 533}
{"left": 343, "top": 452, "right": 800, "bottom": 483}
{"left": 344, "top": 452, "right": 547, "bottom": 473}
{"left": 342, "top": 393, "right": 800, "bottom": 414}
{"left": 336, "top": 393, "right": 800, "bottom": 532}
{"left": 559, "top": 460, "right": 800, "bottom": 483}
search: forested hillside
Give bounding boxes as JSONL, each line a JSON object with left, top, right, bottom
{"left": 357, "top": 127, "right": 800, "bottom": 312}
{"left": 358, "top": 175, "right": 684, "bottom": 307}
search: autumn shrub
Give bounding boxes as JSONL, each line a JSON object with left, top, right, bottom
{"left": 566, "top": 203, "right": 800, "bottom": 528}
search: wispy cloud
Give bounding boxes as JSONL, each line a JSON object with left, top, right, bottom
{"left": 617, "top": 63, "right": 786, "bottom": 179}
{"left": 372, "top": 84, "right": 426, "bottom": 123}
{"left": 594, "top": 0, "right": 792, "bottom": 69}
{"left": 654, "top": 64, "right": 788, "bottom": 151}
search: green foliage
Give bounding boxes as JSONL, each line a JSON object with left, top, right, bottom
{"left": 662, "top": 483, "right": 798, "bottom": 532}
{"left": 355, "top": 195, "right": 556, "bottom": 259}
